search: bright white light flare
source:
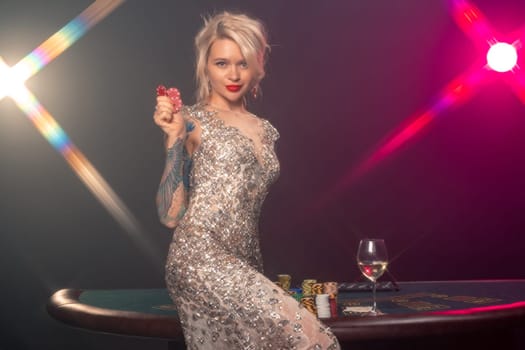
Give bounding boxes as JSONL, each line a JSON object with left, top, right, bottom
{"left": 487, "top": 42, "right": 518, "bottom": 72}
{"left": 0, "top": 57, "right": 27, "bottom": 101}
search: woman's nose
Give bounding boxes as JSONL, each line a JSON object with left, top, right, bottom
{"left": 228, "top": 66, "right": 240, "bottom": 81}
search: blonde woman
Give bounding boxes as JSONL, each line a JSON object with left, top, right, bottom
{"left": 153, "top": 11, "right": 340, "bottom": 350}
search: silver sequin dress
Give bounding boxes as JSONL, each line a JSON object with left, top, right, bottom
{"left": 165, "top": 104, "right": 340, "bottom": 350}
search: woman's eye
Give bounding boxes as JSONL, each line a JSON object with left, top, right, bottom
{"left": 240, "top": 62, "right": 248, "bottom": 68}
{"left": 216, "top": 61, "right": 226, "bottom": 67}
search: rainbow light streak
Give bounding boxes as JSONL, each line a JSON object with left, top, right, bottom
{"left": 344, "top": 0, "right": 525, "bottom": 186}
{"left": 0, "top": 1, "right": 160, "bottom": 262}
{"left": 6, "top": 75, "right": 142, "bottom": 237}
{"left": 11, "top": 0, "right": 125, "bottom": 83}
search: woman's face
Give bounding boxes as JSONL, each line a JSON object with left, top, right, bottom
{"left": 206, "top": 38, "right": 256, "bottom": 107}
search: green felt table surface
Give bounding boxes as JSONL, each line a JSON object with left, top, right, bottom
{"left": 47, "top": 279, "right": 525, "bottom": 344}
{"left": 78, "top": 280, "right": 525, "bottom": 317}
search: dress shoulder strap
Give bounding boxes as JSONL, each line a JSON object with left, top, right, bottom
{"left": 262, "top": 118, "right": 280, "bottom": 144}
{"left": 181, "top": 104, "right": 213, "bottom": 125}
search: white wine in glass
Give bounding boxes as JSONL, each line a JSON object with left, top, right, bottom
{"left": 357, "top": 239, "right": 388, "bottom": 315}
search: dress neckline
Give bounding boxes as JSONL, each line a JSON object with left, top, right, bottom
{"left": 205, "top": 108, "right": 266, "bottom": 168}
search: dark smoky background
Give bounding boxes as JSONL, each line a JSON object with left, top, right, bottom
{"left": 1, "top": 0, "right": 525, "bottom": 348}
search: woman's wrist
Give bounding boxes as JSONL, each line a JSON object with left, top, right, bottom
{"left": 164, "top": 132, "right": 185, "bottom": 150}
{"left": 166, "top": 136, "right": 185, "bottom": 158}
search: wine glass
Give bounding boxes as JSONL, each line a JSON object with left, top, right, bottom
{"left": 357, "top": 239, "right": 388, "bottom": 315}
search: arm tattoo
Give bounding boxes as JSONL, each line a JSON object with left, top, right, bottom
{"left": 182, "top": 149, "right": 192, "bottom": 191}
{"left": 186, "top": 120, "right": 195, "bottom": 133}
{"left": 157, "top": 137, "right": 186, "bottom": 223}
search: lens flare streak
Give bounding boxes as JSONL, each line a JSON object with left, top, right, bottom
{"left": 507, "top": 69, "right": 525, "bottom": 104}
{"left": 450, "top": 0, "right": 496, "bottom": 47}
{"left": 12, "top": 0, "right": 125, "bottom": 83}
{"left": 0, "top": 1, "right": 161, "bottom": 262}
{"left": 11, "top": 85, "right": 141, "bottom": 236}
{"left": 348, "top": 64, "right": 488, "bottom": 184}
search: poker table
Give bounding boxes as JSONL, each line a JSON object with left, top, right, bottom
{"left": 47, "top": 280, "right": 525, "bottom": 349}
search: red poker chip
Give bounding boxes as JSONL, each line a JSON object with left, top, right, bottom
{"left": 156, "top": 85, "right": 167, "bottom": 96}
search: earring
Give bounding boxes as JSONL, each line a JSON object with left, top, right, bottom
{"left": 251, "top": 85, "right": 259, "bottom": 99}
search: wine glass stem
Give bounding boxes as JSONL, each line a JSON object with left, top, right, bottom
{"left": 372, "top": 280, "right": 377, "bottom": 313}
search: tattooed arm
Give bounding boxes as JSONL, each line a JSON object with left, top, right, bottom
{"left": 156, "top": 135, "right": 191, "bottom": 228}
{"left": 153, "top": 94, "right": 198, "bottom": 228}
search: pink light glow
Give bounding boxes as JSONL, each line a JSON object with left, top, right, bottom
{"left": 450, "top": 0, "right": 495, "bottom": 47}
{"left": 431, "top": 300, "right": 525, "bottom": 315}
{"left": 506, "top": 69, "right": 525, "bottom": 104}
{"left": 343, "top": 0, "right": 525, "bottom": 186}
{"left": 346, "top": 65, "right": 488, "bottom": 186}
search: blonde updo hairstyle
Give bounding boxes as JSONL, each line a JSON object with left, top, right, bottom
{"left": 194, "top": 11, "right": 270, "bottom": 103}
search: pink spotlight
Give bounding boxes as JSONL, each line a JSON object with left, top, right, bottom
{"left": 306, "top": 0, "right": 525, "bottom": 214}
{"left": 487, "top": 42, "right": 518, "bottom": 72}
{"left": 348, "top": 0, "right": 525, "bottom": 179}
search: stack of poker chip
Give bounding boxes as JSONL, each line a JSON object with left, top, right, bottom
{"left": 323, "top": 282, "right": 338, "bottom": 297}
{"left": 301, "top": 279, "right": 317, "bottom": 296}
{"left": 311, "top": 283, "right": 324, "bottom": 295}
{"left": 300, "top": 279, "right": 317, "bottom": 315}
{"left": 300, "top": 296, "right": 317, "bottom": 315}
{"left": 329, "top": 298, "right": 338, "bottom": 318}
{"left": 315, "top": 294, "right": 331, "bottom": 318}
{"left": 298, "top": 279, "right": 339, "bottom": 318}
{"left": 323, "top": 282, "right": 339, "bottom": 318}
{"left": 277, "top": 274, "right": 292, "bottom": 291}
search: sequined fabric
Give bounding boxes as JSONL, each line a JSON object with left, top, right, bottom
{"left": 165, "top": 104, "right": 340, "bottom": 349}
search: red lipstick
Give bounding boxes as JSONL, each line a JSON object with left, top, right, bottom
{"left": 226, "top": 85, "right": 241, "bottom": 92}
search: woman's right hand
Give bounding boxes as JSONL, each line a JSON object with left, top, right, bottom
{"left": 153, "top": 88, "right": 185, "bottom": 147}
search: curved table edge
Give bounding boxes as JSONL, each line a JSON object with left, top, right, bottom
{"left": 47, "top": 288, "right": 525, "bottom": 342}
{"left": 325, "top": 300, "right": 525, "bottom": 341}
{"left": 47, "top": 288, "right": 184, "bottom": 340}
